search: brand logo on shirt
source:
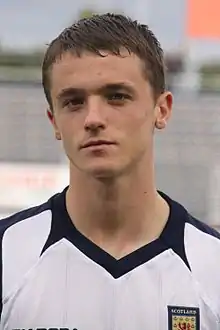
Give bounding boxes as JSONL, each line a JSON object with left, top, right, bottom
{"left": 168, "top": 305, "right": 200, "bottom": 330}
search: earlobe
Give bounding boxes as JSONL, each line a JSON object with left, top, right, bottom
{"left": 55, "top": 132, "right": 61, "bottom": 140}
{"left": 155, "top": 119, "right": 166, "bottom": 130}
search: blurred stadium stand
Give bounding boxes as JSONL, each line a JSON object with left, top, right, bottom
{"left": 0, "top": 83, "right": 61, "bottom": 163}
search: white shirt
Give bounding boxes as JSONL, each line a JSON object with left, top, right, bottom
{"left": 0, "top": 187, "right": 220, "bottom": 330}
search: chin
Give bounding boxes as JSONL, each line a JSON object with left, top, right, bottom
{"left": 86, "top": 167, "right": 120, "bottom": 180}
{"left": 82, "top": 161, "right": 124, "bottom": 179}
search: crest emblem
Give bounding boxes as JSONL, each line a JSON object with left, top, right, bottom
{"left": 168, "top": 306, "right": 200, "bottom": 330}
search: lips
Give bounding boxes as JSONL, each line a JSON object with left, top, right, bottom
{"left": 81, "top": 140, "right": 115, "bottom": 149}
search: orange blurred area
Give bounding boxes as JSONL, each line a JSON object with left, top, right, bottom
{"left": 186, "top": 0, "right": 220, "bottom": 39}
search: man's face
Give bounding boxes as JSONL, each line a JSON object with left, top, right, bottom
{"left": 49, "top": 50, "right": 172, "bottom": 178}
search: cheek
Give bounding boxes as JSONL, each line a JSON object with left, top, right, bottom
{"left": 56, "top": 115, "right": 75, "bottom": 136}
{"left": 122, "top": 112, "right": 154, "bottom": 152}
{"left": 123, "top": 111, "right": 152, "bottom": 137}
{"left": 55, "top": 119, "right": 76, "bottom": 149}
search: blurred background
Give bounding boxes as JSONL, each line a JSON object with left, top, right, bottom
{"left": 0, "top": 0, "right": 220, "bottom": 230}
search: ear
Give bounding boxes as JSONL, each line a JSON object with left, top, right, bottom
{"left": 154, "top": 92, "right": 173, "bottom": 130}
{"left": 47, "top": 109, "right": 61, "bottom": 140}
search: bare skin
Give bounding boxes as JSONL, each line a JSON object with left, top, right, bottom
{"left": 48, "top": 50, "right": 173, "bottom": 259}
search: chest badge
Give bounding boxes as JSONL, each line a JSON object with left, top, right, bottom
{"left": 168, "top": 306, "right": 200, "bottom": 330}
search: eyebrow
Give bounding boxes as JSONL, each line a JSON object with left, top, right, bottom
{"left": 57, "top": 82, "right": 135, "bottom": 101}
{"left": 99, "top": 83, "right": 135, "bottom": 94}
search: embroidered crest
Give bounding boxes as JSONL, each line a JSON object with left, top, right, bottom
{"left": 168, "top": 306, "right": 200, "bottom": 330}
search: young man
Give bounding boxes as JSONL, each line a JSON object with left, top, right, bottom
{"left": 0, "top": 13, "right": 220, "bottom": 329}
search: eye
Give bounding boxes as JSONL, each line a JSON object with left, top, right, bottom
{"left": 63, "top": 97, "right": 85, "bottom": 110}
{"left": 107, "top": 92, "right": 130, "bottom": 102}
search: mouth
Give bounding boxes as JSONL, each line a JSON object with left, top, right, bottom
{"left": 80, "top": 140, "right": 116, "bottom": 149}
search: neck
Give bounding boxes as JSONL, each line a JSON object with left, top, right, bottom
{"left": 66, "top": 160, "right": 169, "bottom": 258}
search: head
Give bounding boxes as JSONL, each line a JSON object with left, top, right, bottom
{"left": 42, "top": 13, "right": 173, "bottom": 179}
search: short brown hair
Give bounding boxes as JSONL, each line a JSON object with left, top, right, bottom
{"left": 42, "top": 13, "right": 166, "bottom": 109}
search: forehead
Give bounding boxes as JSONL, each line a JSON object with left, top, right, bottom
{"left": 50, "top": 51, "right": 147, "bottom": 93}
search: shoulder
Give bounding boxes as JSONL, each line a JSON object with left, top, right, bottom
{"left": 0, "top": 200, "right": 52, "bottom": 239}
{"left": 0, "top": 198, "right": 54, "bottom": 271}
{"left": 0, "top": 194, "right": 59, "bottom": 314}
{"left": 185, "top": 214, "right": 220, "bottom": 256}
{"left": 184, "top": 215, "right": 220, "bottom": 279}
{"left": 184, "top": 214, "right": 220, "bottom": 316}
{"left": 0, "top": 187, "right": 68, "bottom": 236}
{"left": 162, "top": 190, "right": 220, "bottom": 317}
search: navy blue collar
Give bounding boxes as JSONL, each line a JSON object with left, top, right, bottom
{"left": 42, "top": 187, "right": 190, "bottom": 278}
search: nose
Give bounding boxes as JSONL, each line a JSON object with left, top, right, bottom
{"left": 84, "top": 97, "right": 107, "bottom": 131}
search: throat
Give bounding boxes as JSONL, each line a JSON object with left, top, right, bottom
{"left": 66, "top": 181, "right": 170, "bottom": 259}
